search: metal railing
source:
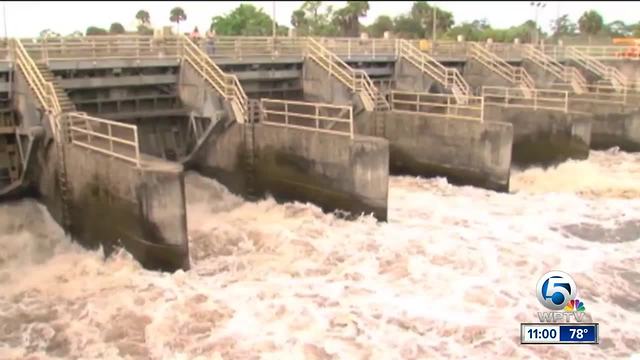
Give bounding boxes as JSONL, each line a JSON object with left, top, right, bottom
{"left": 390, "top": 91, "right": 484, "bottom": 122}
{"left": 305, "top": 38, "right": 387, "bottom": 111}
{"left": 180, "top": 35, "right": 248, "bottom": 123}
{"left": 11, "top": 39, "right": 61, "bottom": 113}
{"left": 568, "top": 45, "right": 640, "bottom": 60}
{"left": 564, "top": 46, "right": 628, "bottom": 92}
{"left": 66, "top": 112, "right": 141, "bottom": 167}
{"left": 398, "top": 39, "right": 470, "bottom": 103}
{"left": 469, "top": 42, "right": 536, "bottom": 96}
{"left": 197, "top": 36, "right": 306, "bottom": 59}
{"left": 316, "top": 37, "right": 397, "bottom": 59}
{"left": 20, "top": 35, "right": 181, "bottom": 61}
{"left": 565, "top": 84, "right": 631, "bottom": 106}
{"left": 260, "top": 98, "right": 354, "bottom": 138}
{"left": 482, "top": 86, "right": 569, "bottom": 112}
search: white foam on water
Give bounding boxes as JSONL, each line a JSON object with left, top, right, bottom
{"left": 0, "top": 150, "right": 639, "bottom": 359}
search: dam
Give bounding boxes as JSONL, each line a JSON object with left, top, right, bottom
{"left": 0, "top": 35, "right": 639, "bottom": 272}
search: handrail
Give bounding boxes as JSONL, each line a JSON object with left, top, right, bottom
{"left": 390, "top": 90, "right": 484, "bottom": 122}
{"left": 305, "top": 37, "right": 387, "bottom": 111}
{"left": 565, "top": 46, "right": 629, "bottom": 92}
{"left": 67, "top": 112, "right": 141, "bottom": 167}
{"left": 260, "top": 98, "right": 354, "bottom": 139}
{"left": 482, "top": 86, "right": 569, "bottom": 113}
{"left": 523, "top": 45, "right": 564, "bottom": 79}
{"left": 180, "top": 34, "right": 247, "bottom": 122}
{"left": 469, "top": 43, "right": 535, "bottom": 95}
{"left": 11, "top": 39, "right": 60, "bottom": 113}
{"left": 398, "top": 39, "right": 470, "bottom": 103}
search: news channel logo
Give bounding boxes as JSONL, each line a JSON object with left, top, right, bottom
{"left": 535, "top": 270, "right": 588, "bottom": 322}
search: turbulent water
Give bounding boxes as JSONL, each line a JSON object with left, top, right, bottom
{"left": 1, "top": 149, "right": 639, "bottom": 359}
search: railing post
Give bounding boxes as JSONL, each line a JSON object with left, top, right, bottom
{"left": 533, "top": 90, "right": 538, "bottom": 110}
{"left": 108, "top": 123, "right": 114, "bottom": 153}
{"left": 372, "top": 40, "right": 376, "bottom": 59}
{"left": 285, "top": 102, "right": 289, "bottom": 125}
{"left": 315, "top": 105, "right": 319, "bottom": 129}
{"left": 134, "top": 127, "right": 140, "bottom": 168}
{"left": 349, "top": 107, "right": 354, "bottom": 140}
{"left": 564, "top": 92, "right": 569, "bottom": 113}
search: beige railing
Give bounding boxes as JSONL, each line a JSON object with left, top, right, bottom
{"left": 306, "top": 38, "right": 387, "bottom": 111}
{"left": 565, "top": 46, "right": 628, "bottom": 92}
{"left": 20, "top": 35, "right": 180, "bottom": 61}
{"left": 390, "top": 91, "right": 484, "bottom": 122}
{"left": 199, "top": 36, "right": 305, "bottom": 59}
{"left": 67, "top": 112, "right": 141, "bottom": 167}
{"left": 566, "top": 84, "right": 631, "bottom": 106}
{"left": 568, "top": 45, "right": 640, "bottom": 60}
{"left": 11, "top": 39, "right": 61, "bottom": 113}
{"left": 469, "top": 42, "right": 535, "bottom": 96}
{"left": 398, "top": 39, "right": 470, "bottom": 103}
{"left": 180, "top": 34, "right": 248, "bottom": 122}
{"left": 316, "top": 37, "right": 397, "bottom": 59}
{"left": 482, "top": 86, "right": 569, "bottom": 112}
{"left": 260, "top": 98, "right": 354, "bottom": 138}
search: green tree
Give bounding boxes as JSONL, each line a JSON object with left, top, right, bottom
{"left": 211, "top": 4, "right": 285, "bottom": 36}
{"left": 578, "top": 10, "right": 603, "bottom": 44}
{"left": 392, "top": 15, "right": 423, "bottom": 39}
{"left": 291, "top": 1, "right": 337, "bottom": 36}
{"left": 135, "top": 9, "right": 151, "bottom": 26}
{"left": 291, "top": 9, "right": 308, "bottom": 34}
{"left": 410, "top": 1, "right": 454, "bottom": 38}
{"left": 550, "top": 14, "right": 577, "bottom": 39}
{"left": 109, "top": 22, "right": 126, "bottom": 34}
{"left": 332, "top": 1, "right": 369, "bottom": 37}
{"left": 137, "top": 24, "right": 154, "bottom": 35}
{"left": 445, "top": 19, "right": 490, "bottom": 41}
{"left": 368, "top": 15, "right": 393, "bottom": 37}
{"left": 170, "top": 7, "right": 187, "bottom": 34}
{"left": 86, "top": 26, "right": 108, "bottom": 36}
{"left": 39, "top": 29, "right": 61, "bottom": 38}
{"left": 603, "top": 20, "right": 631, "bottom": 37}
{"left": 68, "top": 30, "right": 83, "bottom": 37}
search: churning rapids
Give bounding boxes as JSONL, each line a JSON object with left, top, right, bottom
{"left": 1, "top": 149, "right": 639, "bottom": 359}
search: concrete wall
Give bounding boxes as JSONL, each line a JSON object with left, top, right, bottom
{"left": 302, "top": 58, "right": 355, "bottom": 106}
{"left": 601, "top": 60, "right": 640, "bottom": 84}
{"left": 463, "top": 60, "right": 514, "bottom": 92}
{"left": 191, "top": 122, "right": 389, "bottom": 221}
{"left": 178, "top": 61, "right": 229, "bottom": 124}
{"left": 34, "top": 143, "right": 189, "bottom": 271}
{"left": 484, "top": 105, "right": 592, "bottom": 167}
{"left": 570, "top": 102, "right": 640, "bottom": 151}
{"left": 393, "top": 58, "right": 443, "bottom": 93}
{"left": 521, "top": 59, "right": 562, "bottom": 89}
{"left": 12, "top": 67, "right": 46, "bottom": 131}
{"left": 356, "top": 111, "right": 513, "bottom": 192}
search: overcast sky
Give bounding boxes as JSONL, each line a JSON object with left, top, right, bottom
{"left": 2, "top": 1, "right": 638, "bottom": 38}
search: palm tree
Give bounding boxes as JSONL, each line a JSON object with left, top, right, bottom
{"left": 136, "top": 10, "right": 151, "bottom": 26}
{"left": 170, "top": 7, "right": 187, "bottom": 35}
{"left": 578, "top": 10, "right": 603, "bottom": 44}
{"left": 333, "top": 1, "right": 369, "bottom": 36}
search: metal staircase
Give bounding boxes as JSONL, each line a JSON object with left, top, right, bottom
{"left": 468, "top": 42, "right": 535, "bottom": 98}
{"left": 397, "top": 39, "right": 471, "bottom": 104}
{"left": 305, "top": 38, "right": 389, "bottom": 112}
{"left": 523, "top": 45, "right": 588, "bottom": 94}
{"left": 180, "top": 34, "right": 249, "bottom": 123}
{"left": 565, "top": 46, "right": 628, "bottom": 92}
{"left": 12, "top": 39, "right": 73, "bottom": 232}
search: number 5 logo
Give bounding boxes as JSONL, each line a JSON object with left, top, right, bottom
{"left": 536, "top": 271, "right": 577, "bottom": 310}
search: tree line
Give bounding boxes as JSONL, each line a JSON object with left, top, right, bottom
{"left": 40, "top": 1, "right": 640, "bottom": 44}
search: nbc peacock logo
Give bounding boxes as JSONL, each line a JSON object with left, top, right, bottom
{"left": 535, "top": 271, "right": 588, "bottom": 323}
{"left": 564, "top": 299, "right": 586, "bottom": 312}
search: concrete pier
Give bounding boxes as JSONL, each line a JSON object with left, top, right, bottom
{"left": 483, "top": 106, "right": 592, "bottom": 166}
{"left": 191, "top": 122, "right": 389, "bottom": 221}
{"left": 355, "top": 111, "right": 513, "bottom": 192}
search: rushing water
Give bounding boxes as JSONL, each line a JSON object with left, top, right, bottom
{"left": 1, "top": 149, "right": 639, "bottom": 359}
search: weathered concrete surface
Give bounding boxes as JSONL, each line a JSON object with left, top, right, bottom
{"left": 34, "top": 143, "right": 189, "bottom": 272}
{"left": 356, "top": 111, "right": 513, "bottom": 192}
{"left": 463, "top": 59, "right": 514, "bottom": 91}
{"left": 569, "top": 102, "right": 640, "bottom": 152}
{"left": 302, "top": 57, "right": 355, "bottom": 106}
{"left": 394, "top": 58, "right": 443, "bottom": 93}
{"left": 484, "top": 106, "right": 592, "bottom": 167}
{"left": 178, "top": 60, "right": 229, "bottom": 123}
{"left": 521, "top": 59, "right": 562, "bottom": 89}
{"left": 191, "top": 122, "right": 389, "bottom": 220}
